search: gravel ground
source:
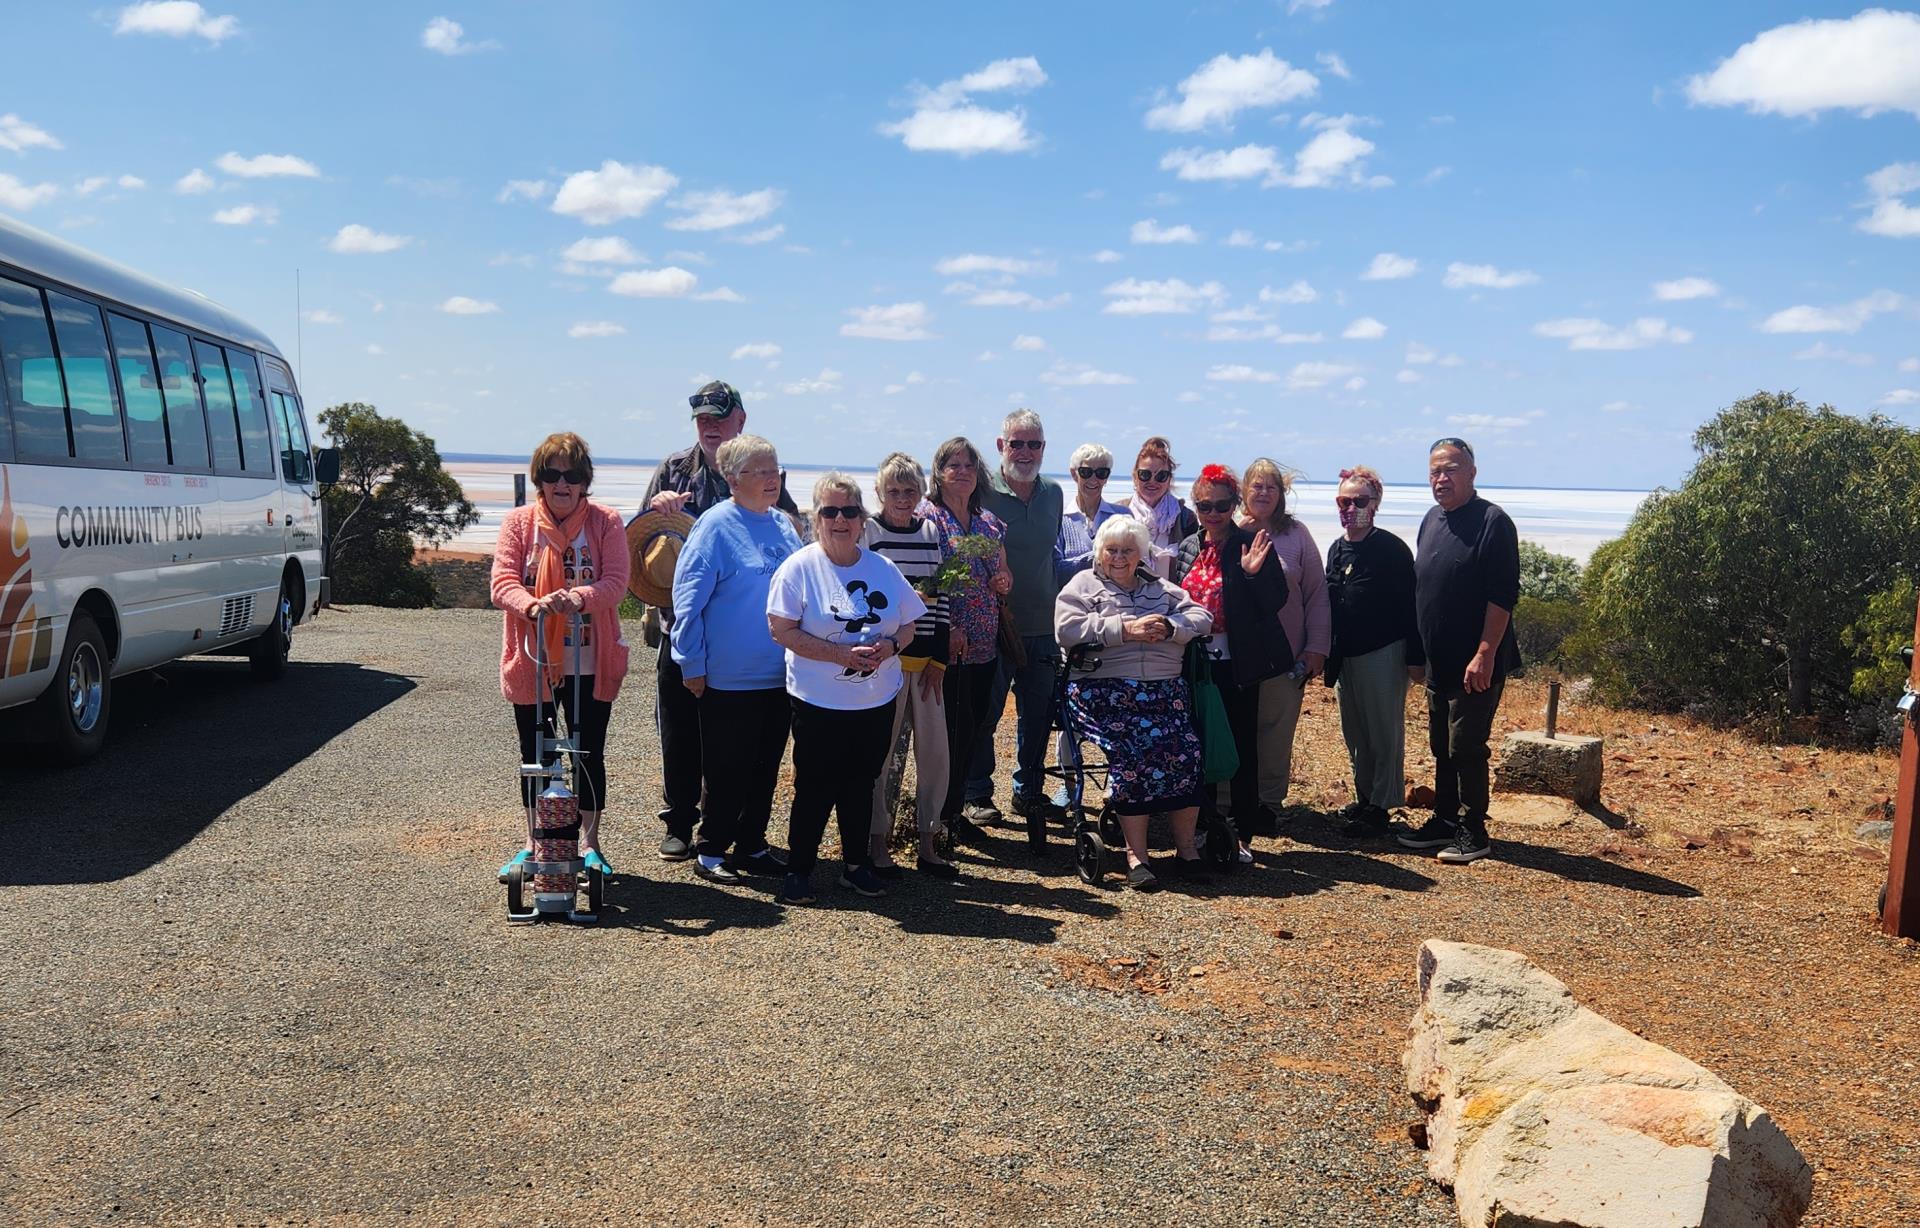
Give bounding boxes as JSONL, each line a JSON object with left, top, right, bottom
{"left": 2, "top": 606, "right": 1913, "bottom": 1226}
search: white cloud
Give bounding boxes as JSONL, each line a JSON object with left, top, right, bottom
{"left": 1860, "top": 161, "right": 1920, "bottom": 239}
{"left": 1362, "top": 252, "right": 1419, "bottom": 280}
{"left": 608, "top": 267, "right": 699, "bottom": 298}
{"left": 1012, "top": 334, "right": 1048, "bottom": 352}
{"left": 1759, "top": 289, "right": 1903, "bottom": 334}
{"left": 115, "top": 2, "right": 237, "bottom": 44}
{"left": 1900, "top": 357, "right": 1920, "bottom": 373}
{"left": 1793, "top": 341, "right": 1875, "bottom": 365}
{"left": 328, "top": 224, "right": 412, "bottom": 254}
{"left": 1145, "top": 49, "right": 1319, "bottom": 131}
{"left": 1288, "top": 361, "right": 1356, "bottom": 389}
{"left": 783, "top": 368, "right": 843, "bottom": 396}
{"left": 301, "top": 309, "right": 342, "bottom": 325}
{"left": 1343, "top": 316, "right": 1387, "bottom": 340}
{"left": 1102, "top": 276, "right": 1225, "bottom": 315}
{"left": 215, "top": 151, "right": 319, "bottom": 179}
{"left": 1396, "top": 369, "right": 1421, "bottom": 383}
{"left": 1275, "top": 126, "right": 1379, "bottom": 188}
{"left": 1685, "top": 10, "right": 1920, "bottom": 119}
{"left": 422, "top": 16, "right": 498, "bottom": 55}
{"left": 1206, "top": 324, "right": 1323, "bottom": 343}
{"left": 842, "top": 302, "right": 934, "bottom": 341}
{"left": 117, "top": 174, "right": 146, "bottom": 190}
{"left": 732, "top": 342, "right": 782, "bottom": 361}
{"left": 693, "top": 287, "right": 744, "bottom": 303}
{"left": 1444, "top": 262, "right": 1540, "bottom": 289}
{"left": 1600, "top": 400, "right": 1634, "bottom": 413}
{"left": 1344, "top": 376, "right": 1367, "bottom": 391}
{"left": 0, "top": 175, "right": 58, "bottom": 211}
{"left": 1259, "top": 280, "right": 1317, "bottom": 305}
{"left": 174, "top": 168, "right": 215, "bottom": 194}
{"left": 958, "top": 288, "right": 1068, "bottom": 310}
{"left": 1160, "top": 144, "right": 1284, "bottom": 182}
{"left": 0, "top": 114, "right": 61, "bottom": 155}
{"left": 1404, "top": 342, "right": 1462, "bottom": 366}
{"left": 881, "top": 57, "right": 1047, "bottom": 156}
{"left": 1533, "top": 317, "right": 1693, "bottom": 350}
{"left": 1315, "top": 51, "right": 1351, "bottom": 80}
{"left": 75, "top": 177, "right": 110, "bottom": 196}
{"left": 1652, "top": 276, "right": 1721, "bottom": 301}
{"left": 496, "top": 179, "right": 549, "bottom": 203}
{"left": 439, "top": 296, "right": 500, "bottom": 315}
{"left": 561, "top": 236, "right": 644, "bottom": 265}
{"left": 1040, "top": 363, "right": 1135, "bottom": 386}
{"left": 1879, "top": 388, "right": 1920, "bottom": 406}
{"left": 211, "top": 203, "right": 276, "bottom": 225}
{"left": 1224, "top": 229, "right": 1257, "bottom": 247}
{"left": 566, "top": 321, "right": 625, "bottom": 339}
{"left": 1092, "top": 249, "right": 1124, "bottom": 263}
{"left": 1130, "top": 218, "right": 1201, "bottom": 244}
{"left": 1447, "top": 411, "right": 1541, "bottom": 430}
{"left": 365, "top": 344, "right": 385, "bottom": 355}
{"left": 729, "top": 223, "right": 785, "bottom": 245}
{"left": 1163, "top": 125, "right": 1380, "bottom": 189}
{"left": 551, "top": 160, "right": 679, "bottom": 225}
{"left": 1290, "top": 0, "right": 1335, "bottom": 12}
{"left": 665, "top": 187, "right": 783, "bottom": 231}
{"left": 1421, "top": 165, "right": 1453, "bottom": 185}
{"left": 1206, "top": 364, "right": 1281, "bottom": 383}
{"left": 935, "top": 253, "right": 1052, "bottom": 276}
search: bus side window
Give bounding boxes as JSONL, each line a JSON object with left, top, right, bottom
{"left": 271, "top": 391, "right": 311, "bottom": 483}
{"left": 47, "top": 292, "right": 127, "bottom": 466}
{"left": 225, "top": 348, "right": 272, "bottom": 475}
{"left": 194, "top": 339, "right": 242, "bottom": 473}
{"left": 0, "top": 276, "right": 72, "bottom": 459}
{"left": 150, "top": 325, "right": 208, "bottom": 470}
{"left": 108, "top": 313, "right": 172, "bottom": 469}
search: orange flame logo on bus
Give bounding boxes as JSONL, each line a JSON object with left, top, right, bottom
{"left": 0, "top": 466, "right": 55, "bottom": 679}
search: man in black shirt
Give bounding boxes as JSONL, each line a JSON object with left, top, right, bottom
{"left": 1400, "top": 437, "right": 1521, "bottom": 863}
{"left": 638, "top": 381, "right": 798, "bottom": 860}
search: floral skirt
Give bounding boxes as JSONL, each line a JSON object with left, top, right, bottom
{"left": 1064, "top": 677, "right": 1203, "bottom": 815}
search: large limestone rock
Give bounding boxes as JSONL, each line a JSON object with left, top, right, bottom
{"left": 1496, "top": 730, "right": 1604, "bottom": 805}
{"left": 1405, "top": 940, "right": 1811, "bottom": 1228}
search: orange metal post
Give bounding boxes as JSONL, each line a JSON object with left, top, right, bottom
{"left": 1882, "top": 603, "right": 1920, "bottom": 940}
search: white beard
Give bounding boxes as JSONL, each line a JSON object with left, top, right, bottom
{"left": 1005, "top": 458, "right": 1040, "bottom": 482}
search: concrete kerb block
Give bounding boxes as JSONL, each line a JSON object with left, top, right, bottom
{"left": 1497, "top": 730, "right": 1604, "bottom": 806}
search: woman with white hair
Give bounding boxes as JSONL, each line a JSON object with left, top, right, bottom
{"left": 671, "top": 433, "right": 804, "bottom": 886}
{"left": 767, "top": 472, "right": 929, "bottom": 904}
{"left": 1054, "top": 442, "right": 1126, "bottom": 585}
{"left": 1053, "top": 515, "right": 1213, "bottom": 891}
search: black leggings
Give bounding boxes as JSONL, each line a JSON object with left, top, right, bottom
{"left": 787, "top": 697, "right": 895, "bottom": 874}
{"left": 514, "top": 681, "right": 613, "bottom": 811}
{"left": 941, "top": 659, "right": 1001, "bottom": 823}
{"left": 1204, "top": 658, "right": 1261, "bottom": 825}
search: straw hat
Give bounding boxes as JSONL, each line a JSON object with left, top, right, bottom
{"left": 626, "top": 509, "right": 695, "bottom": 607}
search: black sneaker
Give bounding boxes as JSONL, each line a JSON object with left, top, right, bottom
{"left": 658, "top": 830, "right": 694, "bottom": 861}
{"left": 948, "top": 816, "right": 991, "bottom": 846}
{"left": 776, "top": 871, "right": 816, "bottom": 905}
{"left": 692, "top": 856, "right": 742, "bottom": 885}
{"left": 1126, "top": 863, "right": 1161, "bottom": 893}
{"left": 1165, "top": 856, "right": 1212, "bottom": 886}
{"left": 839, "top": 864, "right": 887, "bottom": 898}
{"left": 728, "top": 847, "right": 789, "bottom": 876}
{"left": 1243, "top": 807, "right": 1281, "bottom": 838}
{"left": 1436, "top": 826, "right": 1492, "bottom": 864}
{"left": 1342, "top": 805, "right": 1393, "bottom": 839}
{"left": 1395, "top": 815, "right": 1457, "bottom": 850}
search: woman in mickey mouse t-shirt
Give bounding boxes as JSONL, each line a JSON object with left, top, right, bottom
{"left": 767, "top": 473, "right": 928, "bottom": 906}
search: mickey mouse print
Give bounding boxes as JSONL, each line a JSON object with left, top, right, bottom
{"left": 767, "top": 542, "right": 928, "bottom": 710}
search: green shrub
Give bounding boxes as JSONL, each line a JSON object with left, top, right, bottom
{"left": 1514, "top": 596, "right": 1582, "bottom": 669}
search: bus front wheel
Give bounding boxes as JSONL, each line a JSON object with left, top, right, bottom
{"left": 40, "top": 610, "right": 110, "bottom": 765}
{"left": 249, "top": 581, "right": 294, "bottom": 680}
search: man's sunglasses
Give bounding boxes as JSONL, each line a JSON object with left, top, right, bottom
{"left": 1136, "top": 468, "right": 1172, "bottom": 483}
{"left": 816, "top": 505, "right": 865, "bottom": 520}
{"left": 1005, "top": 439, "right": 1044, "bottom": 452}
{"left": 538, "top": 467, "right": 588, "bottom": 485}
{"left": 691, "top": 391, "right": 741, "bottom": 414}
{"left": 1336, "top": 495, "right": 1374, "bottom": 510}
{"left": 1192, "top": 498, "right": 1236, "bottom": 514}
{"left": 1075, "top": 466, "right": 1111, "bottom": 480}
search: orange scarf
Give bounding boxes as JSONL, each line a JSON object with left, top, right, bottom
{"left": 532, "top": 497, "right": 592, "bottom": 689}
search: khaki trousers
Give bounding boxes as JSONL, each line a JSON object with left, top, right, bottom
{"left": 871, "top": 670, "right": 951, "bottom": 842}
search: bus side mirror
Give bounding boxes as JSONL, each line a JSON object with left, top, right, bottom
{"left": 314, "top": 447, "right": 340, "bottom": 486}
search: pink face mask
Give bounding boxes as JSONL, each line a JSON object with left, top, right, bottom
{"left": 1338, "top": 502, "right": 1375, "bottom": 531}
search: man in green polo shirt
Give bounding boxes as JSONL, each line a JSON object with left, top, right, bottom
{"left": 965, "top": 408, "right": 1067, "bottom": 838}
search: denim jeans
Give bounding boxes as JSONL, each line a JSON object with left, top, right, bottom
{"left": 966, "top": 634, "right": 1062, "bottom": 803}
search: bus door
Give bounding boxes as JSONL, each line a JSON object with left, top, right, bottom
{"left": 261, "top": 359, "right": 318, "bottom": 571}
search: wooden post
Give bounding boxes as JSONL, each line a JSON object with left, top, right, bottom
{"left": 513, "top": 473, "right": 526, "bottom": 507}
{"left": 1882, "top": 602, "right": 1920, "bottom": 940}
{"left": 1546, "top": 680, "right": 1560, "bottom": 741}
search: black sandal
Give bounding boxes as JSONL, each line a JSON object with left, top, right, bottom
{"left": 1127, "top": 863, "right": 1161, "bottom": 892}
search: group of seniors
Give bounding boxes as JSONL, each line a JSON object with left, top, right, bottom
{"left": 490, "top": 381, "right": 1524, "bottom": 901}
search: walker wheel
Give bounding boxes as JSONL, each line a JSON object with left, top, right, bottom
{"left": 1203, "top": 813, "right": 1239, "bottom": 868}
{"left": 1076, "top": 826, "right": 1106, "bottom": 886}
{"left": 506, "top": 864, "right": 526, "bottom": 915}
{"left": 585, "top": 867, "right": 605, "bottom": 915}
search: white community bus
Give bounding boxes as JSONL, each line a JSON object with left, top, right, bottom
{"left": 0, "top": 213, "right": 335, "bottom": 763}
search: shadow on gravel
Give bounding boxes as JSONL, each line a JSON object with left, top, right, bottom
{"left": 593, "top": 874, "right": 786, "bottom": 936}
{"left": 0, "top": 660, "right": 415, "bottom": 886}
{"left": 1491, "top": 840, "right": 1702, "bottom": 897}
{"left": 887, "top": 870, "right": 1122, "bottom": 944}
{"left": 1242, "top": 848, "right": 1440, "bottom": 898}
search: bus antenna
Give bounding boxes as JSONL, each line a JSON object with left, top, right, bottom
{"left": 295, "top": 268, "right": 304, "bottom": 387}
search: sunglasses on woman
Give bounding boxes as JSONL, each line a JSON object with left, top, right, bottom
{"left": 538, "top": 467, "right": 588, "bottom": 485}
{"left": 1336, "top": 495, "right": 1374, "bottom": 510}
{"left": 1135, "top": 468, "right": 1172, "bottom": 483}
{"left": 1192, "top": 498, "right": 1236, "bottom": 514}
{"left": 816, "top": 505, "right": 865, "bottom": 520}
{"left": 1075, "top": 466, "right": 1111, "bottom": 480}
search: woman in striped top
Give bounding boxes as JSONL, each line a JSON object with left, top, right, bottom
{"left": 861, "top": 452, "right": 959, "bottom": 878}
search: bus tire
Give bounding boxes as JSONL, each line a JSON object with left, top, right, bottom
{"left": 249, "top": 581, "right": 294, "bottom": 680}
{"left": 40, "top": 610, "right": 111, "bottom": 765}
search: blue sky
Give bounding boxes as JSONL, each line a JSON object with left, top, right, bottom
{"left": 3, "top": 2, "right": 1918, "bottom": 489}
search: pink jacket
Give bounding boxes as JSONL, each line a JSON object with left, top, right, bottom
{"left": 1271, "top": 519, "right": 1331, "bottom": 661}
{"left": 491, "top": 501, "right": 632, "bottom": 704}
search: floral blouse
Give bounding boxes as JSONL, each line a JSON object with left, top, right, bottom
{"left": 1183, "top": 540, "right": 1226, "bottom": 635}
{"left": 922, "top": 500, "right": 1006, "bottom": 666}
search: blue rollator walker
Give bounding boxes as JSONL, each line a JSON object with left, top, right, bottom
{"left": 504, "top": 608, "right": 604, "bottom": 924}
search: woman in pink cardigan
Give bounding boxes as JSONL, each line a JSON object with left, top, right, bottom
{"left": 491, "top": 432, "right": 632, "bottom": 878}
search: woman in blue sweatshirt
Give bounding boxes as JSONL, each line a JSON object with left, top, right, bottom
{"left": 670, "top": 434, "right": 804, "bottom": 883}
